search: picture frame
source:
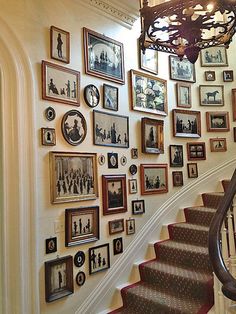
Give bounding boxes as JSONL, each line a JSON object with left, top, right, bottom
{"left": 50, "top": 152, "right": 98, "bottom": 204}
{"left": 74, "top": 251, "right": 85, "bottom": 267}
{"left": 139, "top": 47, "right": 158, "bottom": 75}
{"left": 120, "top": 155, "right": 127, "bottom": 166}
{"left": 45, "top": 237, "right": 57, "bottom": 254}
{"left": 223, "top": 70, "right": 234, "bottom": 82}
{"left": 172, "top": 109, "right": 201, "bottom": 138}
{"left": 93, "top": 110, "right": 129, "bottom": 148}
{"left": 50, "top": 26, "right": 70, "bottom": 64}
{"left": 129, "top": 164, "right": 137, "bottom": 176}
{"left": 199, "top": 85, "right": 224, "bottom": 106}
{"left": 131, "top": 148, "right": 138, "bottom": 159}
{"left": 42, "top": 60, "right": 80, "bottom": 106}
{"left": 187, "top": 142, "right": 206, "bottom": 161}
{"left": 103, "top": 84, "right": 118, "bottom": 111}
{"left": 205, "top": 71, "right": 215, "bottom": 81}
{"left": 187, "top": 163, "right": 198, "bottom": 178}
{"left": 102, "top": 174, "right": 127, "bottom": 215}
{"left": 88, "top": 243, "right": 110, "bottom": 275}
{"left": 132, "top": 199, "right": 145, "bottom": 215}
{"left": 75, "top": 271, "right": 86, "bottom": 287}
{"left": 232, "top": 89, "right": 236, "bottom": 121}
{"left": 108, "top": 219, "right": 124, "bottom": 235}
{"left": 206, "top": 111, "right": 230, "bottom": 132}
{"left": 169, "top": 145, "right": 183, "bottom": 167}
{"left": 141, "top": 117, "right": 164, "bottom": 154}
{"left": 45, "top": 255, "right": 73, "bottom": 302}
{"left": 140, "top": 164, "right": 168, "bottom": 195}
{"left": 126, "top": 218, "right": 135, "bottom": 235}
{"left": 41, "top": 128, "right": 56, "bottom": 146}
{"left": 169, "top": 55, "right": 196, "bottom": 83}
{"left": 176, "top": 82, "right": 192, "bottom": 108}
{"left": 45, "top": 106, "right": 56, "bottom": 121}
{"left": 130, "top": 69, "right": 167, "bottom": 117}
{"left": 98, "top": 154, "right": 105, "bottom": 166}
{"left": 200, "top": 46, "right": 228, "bottom": 67}
{"left": 107, "top": 152, "right": 118, "bottom": 169}
{"left": 83, "top": 27, "right": 125, "bottom": 84}
{"left": 210, "top": 138, "right": 227, "bottom": 152}
{"left": 172, "top": 171, "right": 183, "bottom": 187}
{"left": 83, "top": 84, "right": 100, "bottom": 108}
{"left": 113, "top": 237, "right": 123, "bottom": 255}
{"left": 65, "top": 206, "right": 99, "bottom": 247}
{"left": 128, "top": 179, "right": 138, "bottom": 194}
{"left": 234, "top": 127, "right": 236, "bottom": 142}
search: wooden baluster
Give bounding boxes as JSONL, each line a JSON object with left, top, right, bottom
{"left": 213, "top": 273, "right": 220, "bottom": 314}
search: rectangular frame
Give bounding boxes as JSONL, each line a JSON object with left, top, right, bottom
{"left": 169, "top": 55, "right": 196, "bottom": 83}
{"left": 132, "top": 199, "right": 145, "bottom": 215}
{"left": 141, "top": 117, "right": 164, "bottom": 154}
{"left": 176, "top": 82, "right": 192, "bottom": 108}
{"left": 206, "top": 111, "right": 230, "bottom": 132}
{"left": 172, "top": 171, "right": 183, "bottom": 187}
{"left": 232, "top": 89, "right": 236, "bottom": 121}
{"left": 128, "top": 178, "right": 138, "bottom": 194}
{"left": 200, "top": 46, "right": 228, "bottom": 67}
{"left": 172, "top": 109, "right": 201, "bottom": 138}
{"left": 103, "top": 84, "right": 119, "bottom": 111}
{"left": 50, "top": 26, "right": 70, "bottom": 64}
{"left": 108, "top": 218, "right": 124, "bottom": 235}
{"left": 41, "top": 127, "right": 56, "bottom": 146}
{"left": 140, "top": 164, "right": 168, "bottom": 195}
{"left": 199, "top": 85, "right": 224, "bottom": 106}
{"left": 223, "top": 70, "right": 234, "bottom": 82}
{"left": 139, "top": 47, "right": 158, "bottom": 75}
{"left": 169, "top": 145, "right": 183, "bottom": 167}
{"left": 88, "top": 243, "right": 110, "bottom": 275}
{"left": 126, "top": 218, "right": 135, "bottom": 235}
{"left": 210, "top": 138, "right": 227, "bottom": 152}
{"left": 187, "top": 163, "right": 198, "bottom": 178}
{"left": 205, "top": 71, "right": 215, "bottom": 81}
{"left": 187, "top": 142, "right": 206, "bottom": 161}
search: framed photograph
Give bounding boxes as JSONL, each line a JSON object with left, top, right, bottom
{"left": 172, "top": 171, "right": 183, "bottom": 187}
{"left": 65, "top": 206, "right": 99, "bottom": 247}
{"left": 176, "top": 82, "right": 192, "bottom": 108}
{"left": 61, "top": 110, "right": 87, "bottom": 146}
{"left": 234, "top": 127, "right": 236, "bottom": 142}
{"left": 41, "top": 128, "right": 56, "bottom": 146}
{"left": 50, "top": 152, "right": 98, "bottom": 204}
{"left": 50, "top": 26, "right": 70, "bottom": 64}
{"left": 84, "top": 84, "right": 100, "bottom": 108}
{"left": 223, "top": 70, "right": 234, "bottom": 82}
{"left": 45, "top": 237, "right": 57, "bottom": 254}
{"left": 129, "top": 164, "right": 137, "bottom": 176}
{"left": 169, "top": 145, "right": 183, "bottom": 167}
{"left": 210, "top": 138, "right": 227, "bottom": 152}
{"left": 187, "top": 163, "right": 198, "bottom": 178}
{"left": 131, "top": 148, "right": 138, "bottom": 159}
{"left": 88, "top": 243, "right": 110, "bottom": 275}
{"left": 45, "top": 255, "right": 73, "bottom": 302}
{"left": 42, "top": 60, "right": 80, "bottom": 106}
{"left": 130, "top": 69, "right": 167, "bottom": 116}
{"left": 232, "top": 89, "right": 236, "bottom": 121}
{"left": 128, "top": 179, "right": 138, "bottom": 194}
{"left": 108, "top": 219, "right": 124, "bottom": 235}
{"left": 107, "top": 152, "right": 118, "bottom": 169}
{"left": 75, "top": 271, "right": 86, "bottom": 287}
{"left": 74, "top": 251, "right": 85, "bottom": 267}
{"left": 169, "top": 55, "right": 196, "bottom": 83}
{"left": 172, "top": 109, "right": 201, "bottom": 138}
{"left": 139, "top": 48, "right": 158, "bottom": 75}
{"left": 187, "top": 142, "right": 206, "bottom": 161}
{"left": 141, "top": 117, "right": 164, "bottom": 154}
{"left": 113, "top": 237, "right": 123, "bottom": 255}
{"left": 93, "top": 110, "right": 129, "bottom": 148}
{"left": 199, "top": 85, "right": 224, "bottom": 106}
{"left": 140, "top": 164, "right": 168, "bottom": 195}
{"left": 205, "top": 71, "right": 215, "bottom": 81}
{"left": 200, "top": 46, "right": 228, "bottom": 67}
{"left": 102, "top": 174, "right": 127, "bottom": 215}
{"left": 206, "top": 111, "right": 230, "bottom": 132}
{"left": 83, "top": 28, "right": 125, "bottom": 84}
{"left": 132, "top": 199, "right": 145, "bottom": 215}
{"left": 126, "top": 218, "right": 135, "bottom": 235}
{"left": 45, "top": 106, "right": 56, "bottom": 121}
{"left": 103, "top": 84, "right": 118, "bottom": 111}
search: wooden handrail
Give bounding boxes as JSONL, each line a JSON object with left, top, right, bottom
{"left": 208, "top": 169, "right": 236, "bottom": 301}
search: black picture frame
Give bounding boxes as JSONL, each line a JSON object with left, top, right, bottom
{"left": 113, "top": 237, "right": 123, "bottom": 255}
{"left": 84, "top": 84, "right": 100, "bottom": 107}
{"left": 88, "top": 243, "right": 110, "bottom": 275}
{"left": 74, "top": 251, "right": 85, "bottom": 267}
{"left": 169, "top": 145, "right": 183, "bottom": 167}
{"left": 132, "top": 199, "right": 145, "bottom": 215}
{"left": 75, "top": 271, "right": 86, "bottom": 286}
{"left": 107, "top": 152, "right": 118, "bottom": 169}
{"left": 45, "top": 237, "right": 57, "bottom": 254}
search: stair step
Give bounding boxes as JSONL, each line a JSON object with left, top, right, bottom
{"left": 184, "top": 206, "right": 216, "bottom": 226}
{"left": 202, "top": 192, "right": 224, "bottom": 208}
{"left": 222, "top": 180, "right": 230, "bottom": 192}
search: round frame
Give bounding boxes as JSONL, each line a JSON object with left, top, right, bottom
{"left": 74, "top": 251, "right": 85, "bottom": 267}
{"left": 129, "top": 164, "right": 137, "bottom": 175}
{"left": 84, "top": 84, "right": 100, "bottom": 108}
{"left": 45, "top": 106, "right": 56, "bottom": 121}
{"left": 76, "top": 271, "right": 86, "bottom": 286}
{"left": 120, "top": 156, "right": 127, "bottom": 166}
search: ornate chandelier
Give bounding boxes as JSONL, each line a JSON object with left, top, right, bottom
{"left": 139, "top": 0, "right": 236, "bottom": 63}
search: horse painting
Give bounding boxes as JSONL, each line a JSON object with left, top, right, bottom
{"left": 206, "top": 90, "right": 219, "bottom": 102}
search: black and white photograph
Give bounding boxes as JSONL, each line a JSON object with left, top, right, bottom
{"left": 172, "top": 109, "right": 201, "bottom": 138}
{"left": 45, "top": 237, "right": 57, "bottom": 254}
{"left": 169, "top": 55, "right": 196, "bottom": 83}
{"left": 126, "top": 218, "right": 135, "bottom": 235}
{"left": 206, "top": 111, "right": 230, "bottom": 132}
{"left": 41, "top": 127, "right": 56, "bottom": 146}
{"left": 113, "top": 237, "right": 123, "bottom": 255}
{"left": 140, "top": 164, "right": 168, "bottom": 195}
{"left": 199, "top": 85, "right": 224, "bottom": 106}
{"left": 141, "top": 117, "right": 164, "bottom": 154}
{"left": 223, "top": 70, "right": 234, "bottom": 82}
{"left": 169, "top": 145, "right": 183, "bottom": 167}
{"left": 88, "top": 243, "right": 110, "bottom": 275}
{"left": 108, "top": 219, "right": 124, "bottom": 235}
{"left": 128, "top": 179, "right": 138, "bottom": 194}
{"left": 107, "top": 152, "right": 118, "bottom": 169}
{"left": 103, "top": 84, "right": 118, "bottom": 111}
{"left": 50, "top": 26, "right": 70, "bottom": 64}
{"left": 84, "top": 84, "right": 100, "bottom": 107}
{"left": 200, "top": 46, "right": 228, "bottom": 67}
{"left": 132, "top": 199, "right": 145, "bottom": 215}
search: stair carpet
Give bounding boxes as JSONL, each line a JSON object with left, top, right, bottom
{"left": 109, "top": 191, "right": 225, "bottom": 314}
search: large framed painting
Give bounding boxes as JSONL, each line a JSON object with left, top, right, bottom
{"left": 140, "top": 164, "right": 168, "bottom": 195}
{"left": 200, "top": 46, "right": 228, "bottom": 67}
{"left": 50, "top": 26, "right": 70, "bottom": 64}
{"left": 199, "top": 85, "right": 224, "bottom": 106}
{"left": 83, "top": 28, "right": 125, "bottom": 84}
{"left": 141, "top": 117, "right": 164, "bottom": 154}
{"left": 206, "top": 111, "right": 230, "bottom": 132}
{"left": 169, "top": 55, "right": 196, "bottom": 83}
{"left": 172, "top": 109, "right": 201, "bottom": 138}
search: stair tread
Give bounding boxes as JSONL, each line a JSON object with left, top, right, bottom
{"left": 171, "top": 222, "right": 209, "bottom": 231}
{"left": 185, "top": 206, "right": 216, "bottom": 213}
{"left": 157, "top": 240, "right": 208, "bottom": 253}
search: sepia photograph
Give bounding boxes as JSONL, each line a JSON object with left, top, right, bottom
{"left": 140, "top": 164, "right": 168, "bottom": 195}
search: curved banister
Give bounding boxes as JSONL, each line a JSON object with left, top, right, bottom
{"left": 208, "top": 169, "right": 236, "bottom": 301}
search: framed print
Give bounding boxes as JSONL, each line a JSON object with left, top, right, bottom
{"left": 187, "top": 142, "right": 206, "bottom": 161}
{"left": 61, "top": 110, "right": 87, "bottom": 146}
{"left": 205, "top": 71, "right": 215, "bottom": 81}
{"left": 129, "top": 164, "right": 137, "bottom": 176}
{"left": 102, "top": 174, "right": 127, "bottom": 215}
{"left": 187, "top": 163, "right": 198, "bottom": 178}
{"left": 65, "top": 206, "right": 99, "bottom": 247}
{"left": 41, "top": 128, "right": 56, "bottom": 146}
{"left": 83, "top": 27, "right": 125, "bottom": 84}
{"left": 74, "top": 251, "right": 85, "bottom": 267}
{"left": 232, "top": 89, "right": 236, "bottom": 121}
{"left": 50, "top": 26, "right": 70, "bottom": 64}
{"left": 234, "top": 127, "right": 236, "bottom": 142}
{"left": 113, "top": 237, "right": 123, "bottom": 255}
{"left": 206, "top": 111, "right": 230, "bottom": 132}
{"left": 120, "top": 155, "right": 127, "bottom": 166}
{"left": 45, "top": 106, "right": 56, "bottom": 121}
{"left": 75, "top": 271, "right": 86, "bottom": 287}
{"left": 132, "top": 199, "right": 145, "bottom": 215}
{"left": 42, "top": 60, "right": 80, "bottom": 106}
{"left": 84, "top": 84, "right": 100, "bottom": 108}
{"left": 172, "top": 109, "right": 201, "bottom": 138}
{"left": 176, "top": 82, "right": 192, "bottom": 108}
{"left": 140, "top": 164, "right": 168, "bottom": 195}
{"left": 98, "top": 154, "right": 105, "bottom": 166}
{"left": 108, "top": 219, "right": 124, "bottom": 235}
{"left": 200, "top": 46, "right": 228, "bottom": 67}
{"left": 199, "top": 85, "right": 224, "bottom": 106}
{"left": 223, "top": 70, "right": 234, "bottom": 82}
{"left": 169, "top": 145, "right": 183, "bottom": 167}
{"left": 50, "top": 152, "right": 98, "bottom": 204}
{"left": 210, "top": 138, "right": 227, "bottom": 152}
{"left": 130, "top": 69, "right": 167, "bottom": 117}
{"left": 141, "top": 117, "right": 164, "bottom": 154}
{"left": 128, "top": 179, "right": 138, "bottom": 194}
{"left": 169, "top": 55, "right": 196, "bottom": 83}
{"left": 45, "top": 255, "right": 73, "bottom": 302}
{"left": 172, "top": 171, "right": 183, "bottom": 187}
{"left": 139, "top": 48, "right": 158, "bottom": 75}
{"left": 103, "top": 84, "right": 118, "bottom": 111}
{"left": 107, "top": 152, "right": 118, "bottom": 169}
{"left": 93, "top": 110, "right": 129, "bottom": 148}
{"left": 126, "top": 218, "right": 135, "bottom": 235}
{"left": 45, "top": 237, "right": 57, "bottom": 254}
{"left": 88, "top": 243, "right": 110, "bottom": 275}
{"left": 131, "top": 148, "right": 138, "bottom": 159}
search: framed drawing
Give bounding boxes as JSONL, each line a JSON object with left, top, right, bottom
{"left": 199, "top": 85, "right": 224, "bottom": 106}
{"left": 140, "top": 164, "right": 168, "bottom": 195}
{"left": 172, "top": 171, "right": 183, "bottom": 187}
{"left": 176, "top": 82, "right": 192, "bottom": 108}
{"left": 45, "top": 255, "right": 73, "bottom": 302}
{"left": 103, "top": 84, "right": 118, "bottom": 111}
{"left": 139, "top": 48, "right": 158, "bottom": 75}
{"left": 128, "top": 179, "right": 138, "bottom": 194}
{"left": 65, "top": 206, "right": 99, "bottom": 247}
{"left": 102, "top": 174, "right": 127, "bottom": 215}
{"left": 42, "top": 60, "right": 80, "bottom": 106}
{"left": 172, "top": 109, "right": 201, "bottom": 138}
{"left": 50, "top": 26, "right": 70, "bottom": 64}
{"left": 131, "top": 148, "right": 138, "bottom": 159}
{"left": 45, "top": 106, "right": 56, "bottom": 121}
{"left": 126, "top": 218, "right": 135, "bottom": 235}
{"left": 120, "top": 155, "right": 127, "bottom": 166}
{"left": 141, "top": 117, "right": 164, "bottom": 154}
{"left": 210, "top": 138, "right": 227, "bottom": 152}
{"left": 88, "top": 243, "right": 110, "bottom": 275}
{"left": 107, "top": 152, "right": 118, "bottom": 169}
{"left": 93, "top": 110, "right": 129, "bottom": 148}
{"left": 49, "top": 152, "right": 98, "bottom": 204}
{"left": 206, "top": 111, "right": 230, "bottom": 132}
{"left": 200, "top": 46, "right": 228, "bottom": 67}
{"left": 75, "top": 271, "right": 86, "bottom": 287}
{"left": 41, "top": 128, "right": 56, "bottom": 146}
{"left": 232, "top": 89, "right": 236, "bottom": 121}
{"left": 205, "top": 71, "right": 215, "bottom": 81}
{"left": 108, "top": 219, "right": 124, "bottom": 235}
{"left": 84, "top": 84, "right": 100, "bottom": 108}
{"left": 83, "top": 27, "right": 125, "bottom": 84}
{"left": 187, "top": 163, "right": 198, "bottom": 178}
{"left": 187, "top": 142, "right": 206, "bottom": 161}
{"left": 169, "top": 55, "right": 196, "bottom": 83}
{"left": 45, "top": 237, "right": 57, "bottom": 254}
{"left": 113, "top": 237, "right": 123, "bottom": 255}
{"left": 130, "top": 69, "right": 167, "bottom": 117}
{"left": 169, "top": 145, "right": 183, "bottom": 167}
{"left": 132, "top": 199, "right": 145, "bottom": 215}
{"left": 223, "top": 70, "right": 234, "bottom": 82}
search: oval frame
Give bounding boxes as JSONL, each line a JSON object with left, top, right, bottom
{"left": 129, "top": 164, "right": 137, "bottom": 175}
{"left": 45, "top": 106, "right": 56, "bottom": 121}
{"left": 84, "top": 84, "right": 100, "bottom": 108}
{"left": 76, "top": 271, "right": 86, "bottom": 286}
{"left": 74, "top": 251, "right": 85, "bottom": 267}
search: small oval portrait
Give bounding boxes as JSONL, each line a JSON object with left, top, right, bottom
{"left": 84, "top": 84, "right": 100, "bottom": 108}
{"left": 129, "top": 164, "right": 137, "bottom": 175}
{"left": 45, "top": 106, "right": 56, "bottom": 121}
{"left": 76, "top": 271, "right": 86, "bottom": 286}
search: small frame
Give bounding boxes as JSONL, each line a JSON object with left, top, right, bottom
{"left": 65, "top": 206, "right": 99, "bottom": 247}
{"left": 113, "top": 237, "right": 123, "bottom": 255}
{"left": 50, "top": 26, "right": 70, "bottom": 64}
{"left": 200, "top": 46, "right": 228, "bottom": 67}
{"left": 107, "top": 152, "right": 118, "bottom": 169}
{"left": 93, "top": 110, "right": 129, "bottom": 148}
{"left": 84, "top": 84, "right": 100, "bottom": 108}
{"left": 103, "top": 84, "right": 118, "bottom": 111}
{"left": 187, "top": 163, "right": 198, "bottom": 178}
{"left": 223, "top": 70, "right": 234, "bottom": 82}
{"left": 172, "top": 109, "right": 201, "bottom": 138}
{"left": 139, "top": 48, "right": 158, "bottom": 75}
{"left": 120, "top": 155, "right": 127, "bottom": 166}
{"left": 234, "top": 127, "right": 236, "bottom": 142}
{"left": 199, "top": 85, "right": 224, "bottom": 106}
{"left": 45, "top": 255, "right": 73, "bottom": 302}
{"left": 210, "top": 138, "right": 227, "bottom": 152}
{"left": 132, "top": 199, "right": 145, "bottom": 215}
{"left": 41, "top": 128, "right": 56, "bottom": 146}
{"left": 187, "top": 142, "right": 206, "bottom": 161}
{"left": 83, "top": 28, "right": 125, "bottom": 84}
{"left": 75, "top": 271, "right": 86, "bottom": 287}
{"left": 131, "top": 148, "right": 138, "bottom": 159}
{"left": 169, "top": 145, "right": 183, "bottom": 167}
{"left": 129, "top": 164, "right": 137, "bottom": 176}
{"left": 74, "top": 251, "right": 85, "bottom": 267}
{"left": 205, "top": 71, "right": 215, "bottom": 81}
{"left": 169, "top": 55, "right": 196, "bottom": 83}
{"left": 88, "top": 243, "right": 110, "bottom": 275}
{"left": 108, "top": 219, "right": 124, "bottom": 235}
{"left": 140, "top": 164, "right": 168, "bottom": 195}
{"left": 176, "top": 82, "right": 192, "bottom": 108}
{"left": 141, "top": 117, "right": 164, "bottom": 154}
{"left": 50, "top": 152, "right": 98, "bottom": 204}
{"left": 126, "top": 218, "right": 135, "bottom": 235}
{"left": 45, "top": 237, "right": 57, "bottom": 254}
{"left": 42, "top": 60, "right": 80, "bottom": 106}
{"left": 172, "top": 171, "right": 183, "bottom": 187}
{"left": 206, "top": 111, "right": 230, "bottom": 132}
{"left": 128, "top": 179, "right": 138, "bottom": 194}
{"left": 232, "top": 89, "right": 236, "bottom": 121}
{"left": 130, "top": 69, "right": 167, "bottom": 116}
{"left": 102, "top": 174, "right": 127, "bottom": 215}
{"left": 98, "top": 154, "right": 105, "bottom": 166}
{"left": 45, "top": 106, "right": 56, "bottom": 121}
